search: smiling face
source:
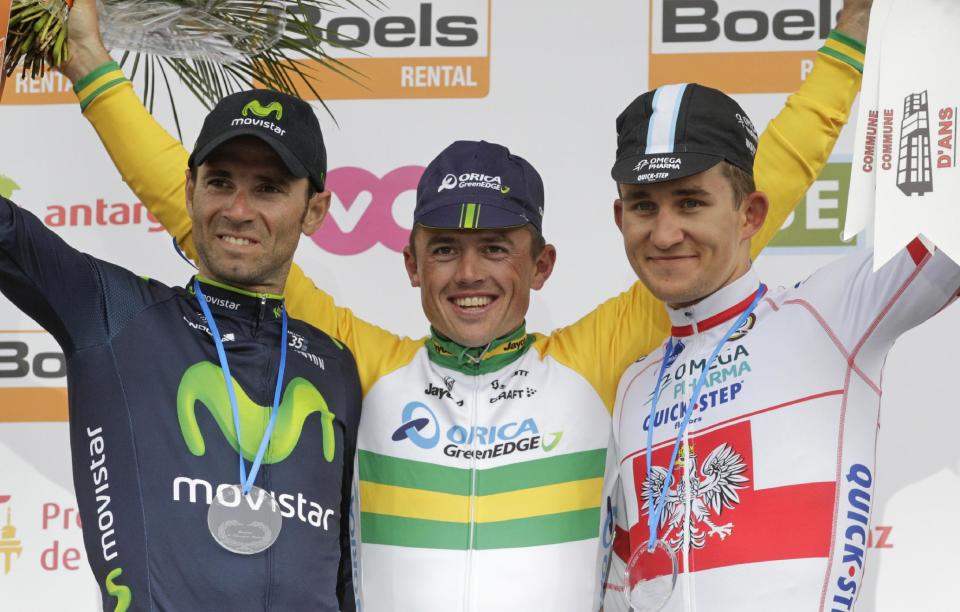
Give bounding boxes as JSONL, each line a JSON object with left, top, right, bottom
{"left": 614, "top": 163, "right": 767, "bottom": 308}
{"left": 404, "top": 226, "right": 556, "bottom": 348}
{"left": 185, "top": 136, "right": 329, "bottom": 294}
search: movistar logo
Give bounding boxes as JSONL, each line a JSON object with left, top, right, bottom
{"left": 177, "top": 362, "right": 336, "bottom": 463}
{"left": 242, "top": 100, "right": 283, "bottom": 121}
{"left": 105, "top": 567, "right": 131, "bottom": 612}
{"left": 0, "top": 175, "right": 20, "bottom": 199}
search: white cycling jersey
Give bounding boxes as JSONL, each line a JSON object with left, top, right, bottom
{"left": 610, "top": 241, "right": 960, "bottom": 612}
{"left": 352, "top": 330, "right": 620, "bottom": 611}
{"left": 74, "top": 28, "right": 867, "bottom": 611}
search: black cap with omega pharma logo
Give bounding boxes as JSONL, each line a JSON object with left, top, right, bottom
{"left": 188, "top": 89, "right": 327, "bottom": 192}
{"left": 611, "top": 83, "right": 759, "bottom": 185}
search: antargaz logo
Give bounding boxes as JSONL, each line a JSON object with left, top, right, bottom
{"left": 242, "top": 100, "right": 284, "bottom": 121}
{"left": 177, "top": 362, "right": 336, "bottom": 463}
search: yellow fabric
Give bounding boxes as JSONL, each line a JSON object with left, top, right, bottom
{"left": 74, "top": 67, "right": 125, "bottom": 106}
{"left": 82, "top": 47, "right": 861, "bottom": 405}
{"left": 359, "top": 478, "right": 603, "bottom": 523}
{"left": 823, "top": 37, "right": 866, "bottom": 67}
{"left": 537, "top": 49, "right": 863, "bottom": 411}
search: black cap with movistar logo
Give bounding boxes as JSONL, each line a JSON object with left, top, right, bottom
{"left": 612, "top": 83, "right": 758, "bottom": 185}
{"left": 189, "top": 89, "right": 327, "bottom": 191}
{"left": 414, "top": 140, "right": 545, "bottom": 233}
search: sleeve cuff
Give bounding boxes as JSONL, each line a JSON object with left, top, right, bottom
{"left": 73, "top": 61, "right": 127, "bottom": 111}
{"left": 819, "top": 30, "right": 866, "bottom": 73}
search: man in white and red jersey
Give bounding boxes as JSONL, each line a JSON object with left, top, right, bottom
{"left": 606, "top": 82, "right": 960, "bottom": 611}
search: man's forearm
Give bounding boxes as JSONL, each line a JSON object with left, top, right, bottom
{"left": 58, "top": 0, "right": 110, "bottom": 84}
{"left": 836, "top": 0, "right": 871, "bottom": 44}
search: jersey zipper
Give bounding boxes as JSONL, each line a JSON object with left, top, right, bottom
{"left": 463, "top": 360, "right": 482, "bottom": 612}
{"left": 263, "top": 310, "right": 275, "bottom": 610}
{"left": 256, "top": 296, "right": 267, "bottom": 333}
{"left": 681, "top": 330, "right": 703, "bottom": 612}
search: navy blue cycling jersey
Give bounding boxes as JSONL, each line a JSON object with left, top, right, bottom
{"left": 0, "top": 196, "right": 361, "bottom": 611}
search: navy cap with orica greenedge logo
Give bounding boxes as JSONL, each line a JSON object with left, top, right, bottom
{"left": 414, "top": 141, "right": 545, "bottom": 233}
{"left": 189, "top": 89, "right": 327, "bottom": 191}
{"left": 611, "top": 83, "right": 759, "bottom": 185}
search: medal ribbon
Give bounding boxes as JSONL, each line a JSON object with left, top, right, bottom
{"left": 194, "top": 280, "right": 288, "bottom": 496}
{"left": 645, "top": 284, "right": 766, "bottom": 552}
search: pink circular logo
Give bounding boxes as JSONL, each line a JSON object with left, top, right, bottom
{"left": 311, "top": 166, "right": 424, "bottom": 255}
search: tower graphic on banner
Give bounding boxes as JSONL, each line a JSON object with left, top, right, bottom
{"left": 896, "top": 91, "right": 933, "bottom": 196}
{"left": 0, "top": 505, "right": 23, "bottom": 575}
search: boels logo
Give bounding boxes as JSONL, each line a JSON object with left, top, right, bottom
{"left": 769, "top": 161, "right": 858, "bottom": 249}
{"left": 650, "top": 0, "right": 842, "bottom": 93}
{"left": 2, "top": 0, "right": 490, "bottom": 105}
{"left": 271, "top": 0, "right": 490, "bottom": 100}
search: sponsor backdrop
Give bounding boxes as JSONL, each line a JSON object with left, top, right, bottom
{"left": 0, "top": 0, "right": 955, "bottom": 609}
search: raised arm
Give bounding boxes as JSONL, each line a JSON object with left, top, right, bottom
{"left": 752, "top": 17, "right": 866, "bottom": 247}
{"left": 0, "top": 196, "right": 141, "bottom": 353}
{"left": 547, "top": 29, "right": 866, "bottom": 415}
{"left": 60, "top": 0, "right": 419, "bottom": 393}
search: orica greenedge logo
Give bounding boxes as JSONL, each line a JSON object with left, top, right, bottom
{"left": 176, "top": 362, "right": 336, "bottom": 463}
{"left": 392, "top": 400, "right": 563, "bottom": 460}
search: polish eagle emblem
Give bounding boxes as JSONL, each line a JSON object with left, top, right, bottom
{"left": 642, "top": 443, "right": 749, "bottom": 551}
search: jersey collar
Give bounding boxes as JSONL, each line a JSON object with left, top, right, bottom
{"left": 668, "top": 267, "right": 762, "bottom": 337}
{"left": 426, "top": 324, "right": 534, "bottom": 375}
{"left": 189, "top": 275, "right": 285, "bottom": 321}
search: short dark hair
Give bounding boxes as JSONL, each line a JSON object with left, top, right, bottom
{"left": 719, "top": 161, "right": 756, "bottom": 208}
{"left": 408, "top": 224, "right": 547, "bottom": 260}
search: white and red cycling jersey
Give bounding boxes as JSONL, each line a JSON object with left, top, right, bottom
{"left": 609, "top": 240, "right": 960, "bottom": 612}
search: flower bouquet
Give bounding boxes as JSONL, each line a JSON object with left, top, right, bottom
{"left": 3, "top": 0, "right": 370, "bottom": 115}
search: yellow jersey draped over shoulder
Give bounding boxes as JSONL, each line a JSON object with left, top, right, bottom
{"left": 76, "top": 33, "right": 863, "bottom": 611}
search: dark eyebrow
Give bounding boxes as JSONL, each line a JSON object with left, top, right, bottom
{"left": 476, "top": 231, "right": 514, "bottom": 245}
{"left": 424, "top": 235, "right": 458, "bottom": 247}
{"left": 255, "top": 173, "right": 292, "bottom": 186}
{"left": 202, "top": 167, "right": 293, "bottom": 185}
{"left": 670, "top": 187, "right": 708, "bottom": 197}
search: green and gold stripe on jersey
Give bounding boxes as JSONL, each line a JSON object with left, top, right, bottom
{"left": 358, "top": 448, "right": 606, "bottom": 549}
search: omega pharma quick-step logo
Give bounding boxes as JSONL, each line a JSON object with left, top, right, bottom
{"left": 279, "top": 0, "right": 490, "bottom": 100}
{"left": 649, "top": 0, "right": 843, "bottom": 93}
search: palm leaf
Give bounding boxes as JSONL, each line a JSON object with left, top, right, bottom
{"left": 6, "top": 0, "right": 383, "bottom": 139}
{"left": 104, "top": 0, "right": 383, "bottom": 137}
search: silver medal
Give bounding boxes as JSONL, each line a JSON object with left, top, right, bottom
{"left": 207, "top": 484, "right": 282, "bottom": 554}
